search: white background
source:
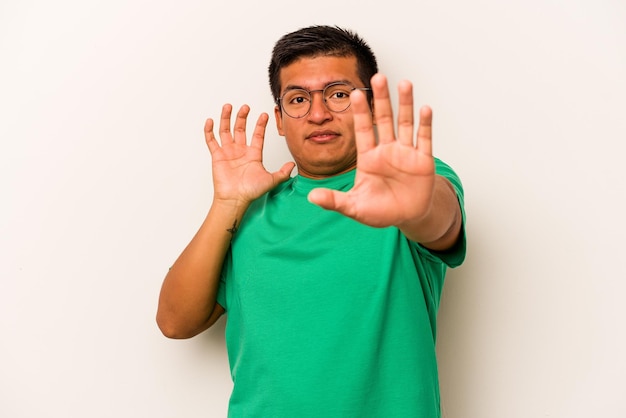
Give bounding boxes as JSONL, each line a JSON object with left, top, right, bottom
{"left": 2, "top": 0, "right": 625, "bottom": 417}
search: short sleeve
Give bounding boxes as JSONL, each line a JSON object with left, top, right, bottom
{"left": 420, "top": 157, "right": 467, "bottom": 268}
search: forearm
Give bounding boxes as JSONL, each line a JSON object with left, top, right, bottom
{"left": 156, "top": 200, "right": 248, "bottom": 339}
{"left": 397, "top": 175, "right": 462, "bottom": 251}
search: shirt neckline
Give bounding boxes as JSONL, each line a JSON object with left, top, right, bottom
{"left": 291, "top": 169, "right": 356, "bottom": 193}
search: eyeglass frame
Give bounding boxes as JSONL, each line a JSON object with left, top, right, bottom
{"left": 276, "top": 81, "right": 372, "bottom": 119}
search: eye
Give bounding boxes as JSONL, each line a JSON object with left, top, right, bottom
{"left": 326, "top": 85, "right": 353, "bottom": 101}
{"left": 330, "top": 91, "right": 349, "bottom": 99}
{"left": 285, "top": 90, "right": 310, "bottom": 105}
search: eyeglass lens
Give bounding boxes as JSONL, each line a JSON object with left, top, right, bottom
{"left": 281, "top": 83, "right": 354, "bottom": 118}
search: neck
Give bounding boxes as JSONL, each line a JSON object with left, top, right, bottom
{"left": 296, "top": 163, "right": 356, "bottom": 179}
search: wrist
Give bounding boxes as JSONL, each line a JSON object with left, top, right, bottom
{"left": 211, "top": 196, "right": 252, "bottom": 213}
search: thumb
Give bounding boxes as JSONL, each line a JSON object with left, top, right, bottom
{"left": 308, "top": 188, "right": 351, "bottom": 214}
{"left": 271, "top": 162, "right": 296, "bottom": 184}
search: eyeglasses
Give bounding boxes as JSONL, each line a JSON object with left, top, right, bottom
{"left": 277, "top": 82, "right": 372, "bottom": 119}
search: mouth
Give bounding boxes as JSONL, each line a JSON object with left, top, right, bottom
{"left": 306, "top": 130, "right": 339, "bottom": 144}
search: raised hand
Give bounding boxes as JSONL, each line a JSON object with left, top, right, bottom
{"left": 307, "top": 74, "right": 436, "bottom": 229}
{"left": 205, "top": 104, "right": 295, "bottom": 206}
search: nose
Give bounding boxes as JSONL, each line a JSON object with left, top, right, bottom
{"left": 307, "top": 90, "right": 332, "bottom": 122}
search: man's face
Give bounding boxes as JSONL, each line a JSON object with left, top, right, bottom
{"left": 274, "top": 55, "right": 367, "bottom": 179}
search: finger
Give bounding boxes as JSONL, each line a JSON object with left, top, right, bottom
{"left": 371, "top": 74, "right": 396, "bottom": 144}
{"left": 351, "top": 89, "right": 376, "bottom": 154}
{"left": 307, "top": 188, "right": 355, "bottom": 218}
{"left": 271, "top": 161, "right": 296, "bottom": 184}
{"left": 416, "top": 106, "right": 433, "bottom": 156}
{"left": 397, "top": 80, "right": 414, "bottom": 147}
{"left": 233, "top": 105, "right": 250, "bottom": 145}
{"left": 250, "top": 112, "right": 269, "bottom": 150}
{"left": 219, "top": 103, "right": 234, "bottom": 142}
{"left": 204, "top": 118, "right": 220, "bottom": 154}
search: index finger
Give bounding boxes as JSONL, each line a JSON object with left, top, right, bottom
{"left": 351, "top": 88, "right": 376, "bottom": 154}
{"left": 370, "top": 74, "right": 396, "bottom": 144}
{"left": 249, "top": 112, "right": 269, "bottom": 150}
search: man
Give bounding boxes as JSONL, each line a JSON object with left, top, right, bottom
{"left": 157, "top": 25, "right": 466, "bottom": 417}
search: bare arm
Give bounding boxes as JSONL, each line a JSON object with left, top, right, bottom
{"left": 156, "top": 202, "right": 246, "bottom": 339}
{"left": 308, "top": 74, "right": 462, "bottom": 251}
{"left": 396, "top": 174, "right": 462, "bottom": 251}
{"left": 156, "top": 105, "right": 294, "bottom": 339}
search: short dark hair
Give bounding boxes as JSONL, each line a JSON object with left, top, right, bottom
{"left": 268, "top": 25, "right": 378, "bottom": 104}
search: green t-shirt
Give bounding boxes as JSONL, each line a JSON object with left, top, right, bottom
{"left": 217, "top": 158, "right": 466, "bottom": 418}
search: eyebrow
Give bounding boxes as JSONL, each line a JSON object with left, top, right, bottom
{"left": 282, "top": 79, "right": 356, "bottom": 93}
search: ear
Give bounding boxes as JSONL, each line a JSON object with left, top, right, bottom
{"left": 274, "top": 105, "right": 285, "bottom": 136}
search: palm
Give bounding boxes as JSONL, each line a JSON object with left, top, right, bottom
{"left": 347, "top": 142, "right": 435, "bottom": 227}
{"left": 308, "top": 75, "right": 435, "bottom": 228}
{"left": 205, "top": 104, "right": 294, "bottom": 204}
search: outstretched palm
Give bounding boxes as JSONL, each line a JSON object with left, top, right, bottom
{"left": 308, "top": 74, "right": 435, "bottom": 228}
{"left": 205, "top": 104, "right": 295, "bottom": 205}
